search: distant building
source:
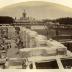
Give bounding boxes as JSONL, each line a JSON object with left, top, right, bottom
{"left": 14, "top": 10, "right": 36, "bottom": 27}
{"left": 14, "top": 10, "right": 57, "bottom": 39}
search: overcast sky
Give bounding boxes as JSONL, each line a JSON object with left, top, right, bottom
{"left": 0, "top": 0, "right": 72, "bottom": 8}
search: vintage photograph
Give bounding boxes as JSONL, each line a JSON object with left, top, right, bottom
{"left": 0, "top": 0, "right": 72, "bottom": 69}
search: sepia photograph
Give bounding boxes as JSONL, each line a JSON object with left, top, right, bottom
{"left": 0, "top": 0, "right": 72, "bottom": 71}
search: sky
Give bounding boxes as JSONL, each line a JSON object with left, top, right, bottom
{"left": 0, "top": 0, "right": 72, "bottom": 8}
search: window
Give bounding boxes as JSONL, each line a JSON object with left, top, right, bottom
{"left": 57, "top": 48, "right": 67, "bottom": 55}
{"left": 35, "top": 60, "right": 59, "bottom": 69}
{"left": 29, "top": 64, "right": 33, "bottom": 69}
{"left": 61, "top": 58, "right": 72, "bottom": 69}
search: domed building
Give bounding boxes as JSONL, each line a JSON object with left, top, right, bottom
{"left": 14, "top": 10, "right": 36, "bottom": 26}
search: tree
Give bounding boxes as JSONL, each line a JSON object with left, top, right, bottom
{"left": 52, "top": 17, "right": 72, "bottom": 25}
{"left": 0, "top": 16, "right": 14, "bottom": 24}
